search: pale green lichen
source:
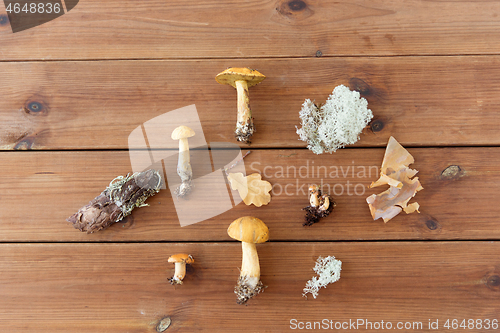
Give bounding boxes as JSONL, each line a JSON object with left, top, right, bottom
{"left": 303, "top": 256, "right": 342, "bottom": 299}
{"left": 296, "top": 85, "right": 373, "bottom": 154}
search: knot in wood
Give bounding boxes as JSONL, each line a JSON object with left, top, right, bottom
{"left": 440, "top": 165, "right": 463, "bottom": 180}
{"left": 156, "top": 316, "right": 171, "bottom": 332}
{"left": 425, "top": 219, "right": 439, "bottom": 230}
{"left": 370, "top": 119, "right": 384, "bottom": 132}
{"left": 349, "top": 77, "right": 372, "bottom": 96}
{"left": 288, "top": 0, "right": 307, "bottom": 11}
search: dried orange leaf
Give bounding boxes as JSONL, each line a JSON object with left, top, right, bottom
{"left": 366, "top": 137, "right": 423, "bottom": 222}
{"left": 227, "top": 172, "right": 272, "bottom": 207}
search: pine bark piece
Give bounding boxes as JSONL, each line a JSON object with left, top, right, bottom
{"left": 67, "top": 169, "right": 162, "bottom": 233}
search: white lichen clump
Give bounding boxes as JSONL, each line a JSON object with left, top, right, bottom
{"left": 296, "top": 85, "right": 373, "bottom": 154}
{"left": 303, "top": 256, "right": 342, "bottom": 299}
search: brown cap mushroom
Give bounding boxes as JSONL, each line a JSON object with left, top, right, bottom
{"left": 167, "top": 253, "right": 194, "bottom": 285}
{"left": 216, "top": 68, "right": 266, "bottom": 144}
{"left": 171, "top": 126, "right": 195, "bottom": 197}
{"left": 227, "top": 216, "right": 269, "bottom": 304}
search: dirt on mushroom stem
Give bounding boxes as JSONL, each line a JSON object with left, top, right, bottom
{"left": 235, "top": 276, "right": 265, "bottom": 305}
{"left": 235, "top": 120, "right": 255, "bottom": 143}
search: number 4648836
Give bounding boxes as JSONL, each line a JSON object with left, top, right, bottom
{"left": 6, "top": 2, "right": 61, "bottom": 14}
{"left": 444, "top": 319, "right": 498, "bottom": 330}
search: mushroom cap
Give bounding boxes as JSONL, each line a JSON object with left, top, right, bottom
{"left": 215, "top": 68, "right": 266, "bottom": 88}
{"left": 227, "top": 216, "right": 269, "bottom": 244}
{"left": 309, "top": 185, "right": 319, "bottom": 192}
{"left": 171, "top": 126, "right": 195, "bottom": 140}
{"left": 168, "top": 253, "right": 194, "bottom": 264}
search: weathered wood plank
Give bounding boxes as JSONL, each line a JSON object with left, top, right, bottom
{"left": 2, "top": 0, "right": 500, "bottom": 60}
{"left": 1, "top": 56, "right": 500, "bottom": 150}
{"left": 0, "top": 242, "right": 498, "bottom": 332}
{"left": 0, "top": 148, "right": 497, "bottom": 242}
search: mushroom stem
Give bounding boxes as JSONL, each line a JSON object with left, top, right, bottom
{"left": 177, "top": 138, "right": 192, "bottom": 183}
{"left": 234, "top": 80, "right": 254, "bottom": 143}
{"left": 173, "top": 262, "right": 186, "bottom": 283}
{"left": 309, "top": 185, "right": 320, "bottom": 207}
{"left": 235, "top": 241, "right": 264, "bottom": 304}
{"left": 240, "top": 241, "right": 260, "bottom": 288}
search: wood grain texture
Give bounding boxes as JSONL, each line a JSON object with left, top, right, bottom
{"left": 0, "top": 148, "right": 498, "bottom": 242}
{"left": 0, "top": 242, "right": 498, "bottom": 332}
{"left": 2, "top": 0, "right": 500, "bottom": 60}
{"left": 1, "top": 56, "right": 500, "bottom": 150}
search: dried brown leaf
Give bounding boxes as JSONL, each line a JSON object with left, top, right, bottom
{"left": 366, "top": 137, "right": 423, "bottom": 222}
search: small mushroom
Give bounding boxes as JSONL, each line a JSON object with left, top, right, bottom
{"left": 171, "top": 126, "right": 195, "bottom": 197}
{"left": 227, "top": 216, "right": 269, "bottom": 304}
{"left": 215, "top": 68, "right": 266, "bottom": 144}
{"left": 303, "top": 185, "right": 335, "bottom": 226}
{"left": 167, "top": 253, "right": 194, "bottom": 285}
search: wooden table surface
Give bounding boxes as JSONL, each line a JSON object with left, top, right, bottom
{"left": 1, "top": 1, "right": 499, "bottom": 332}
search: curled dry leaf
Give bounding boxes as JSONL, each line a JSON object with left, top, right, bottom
{"left": 227, "top": 172, "right": 272, "bottom": 207}
{"left": 366, "top": 136, "right": 423, "bottom": 222}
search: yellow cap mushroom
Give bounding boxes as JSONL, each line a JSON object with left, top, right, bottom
{"left": 227, "top": 216, "right": 269, "bottom": 304}
{"left": 216, "top": 68, "right": 266, "bottom": 144}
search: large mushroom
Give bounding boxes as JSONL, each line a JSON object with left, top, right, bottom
{"left": 227, "top": 216, "right": 269, "bottom": 304}
{"left": 215, "top": 68, "right": 266, "bottom": 144}
{"left": 171, "top": 125, "right": 195, "bottom": 197}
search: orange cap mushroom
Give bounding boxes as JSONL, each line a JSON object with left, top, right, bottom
{"left": 167, "top": 253, "right": 194, "bottom": 285}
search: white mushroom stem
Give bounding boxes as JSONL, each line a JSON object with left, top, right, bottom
{"left": 319, "top": 196, "right": 330, "bottom": 211}
{"left": 234, "top": 80, "right": 254, "bottom": 141}
{"left": 177, "top": 137, "right": 192, "bottom": 183}
{"left": 173, "top": 262, "right": 187, "bottom": 283}
{"left": 240, "top": 241, "right": 260, "bottom": 288}
{"left": 309, "top": 187, "right": 320, "bottom": 207}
